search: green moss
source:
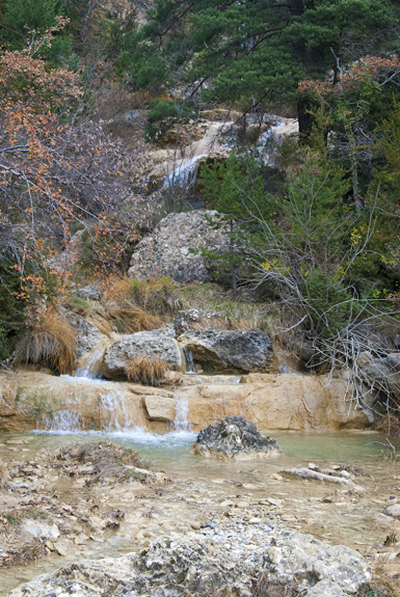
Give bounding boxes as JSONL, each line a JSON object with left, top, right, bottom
{"left": 17, "top": 388, "right": 64, "bottom": 417}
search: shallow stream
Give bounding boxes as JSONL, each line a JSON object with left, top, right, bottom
{"left": 1, "top": 426, "right": 400, "bottom": 595}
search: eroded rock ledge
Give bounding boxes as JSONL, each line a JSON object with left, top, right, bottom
{"left": 0, "top": 370, "right": 368, "bottom": 433}
{"left": 7, "top": 520, "right": 370, "bottom": 597}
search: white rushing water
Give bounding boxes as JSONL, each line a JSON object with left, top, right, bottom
{"left": 74, "top": 348, "right": 104, "bottom": 379}
{"left": 162, "top": 154, "right": 206, "bottom": 190}
{"left": 174, "top": 394, "right": 193, "bottom": 432}
{"left": 38, "top": 379, "right": 196, "bottom": 447}
{"left": 182, "top": 346, "right": 196, "bottom": 374}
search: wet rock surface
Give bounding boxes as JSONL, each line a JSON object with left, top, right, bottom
{"left": 178, "top": 328, "right": 273, "bottom": 372}
{"left": 191, "top": 415, "right": 282, "bottom": 459}
{"left": 0, "top": 370, "right": 369, "bottom": 433}
{"left": 0, "top": 443, "right": 162, "bottom": 572}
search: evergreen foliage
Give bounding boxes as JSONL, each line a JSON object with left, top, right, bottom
{"left": 121, "top": 0, "right": 400, "bottom": 128}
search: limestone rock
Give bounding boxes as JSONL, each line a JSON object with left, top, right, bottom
{"left": 72, "top": 285, "right": 100, "bottom": 301}
{"left": 386, "top": 504, "right": 400, "bottom": 519}
{"left": 191, "top": 415, "right": 282, "bottom": 459}
{"left": 103, "top": 328, "right": 182, "bottom": 380}
{"left": 23, "top": 521, "right": 60, "bottom": 541}
{"left": 178, "top": 328, "right": 273, "bottom": 372}
{"left": 174, "top": 308, "right": 229, "bottom": 336}
{"left": 0, "top": 370, "right": 368, "bottom": 434}
{"left": 127, "top": 210, "right": 233, "bottom": 283}
{"left": 0, "top": 370, "right": 170, "bottom": 433}
{"left": 65, "top": 312, "right": 104, "bottom": 358}
{"left": 7, "top": 521, "right": 370, "bottom": 597}
{"left": 144, "top": 395, "right": 176, "bottom": 422}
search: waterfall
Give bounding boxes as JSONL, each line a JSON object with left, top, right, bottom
{"left": 45, "top": 409, "right": 82, "bottom": 433}
{"left": 162, "top": 154, "right": 206, "bottom": 190}
{"left": 173, "top": 394, "right": 192, "bottom": 432}
{"left": 41, "top": 385, "right": 83, "bottom": 433}
{"left": 40, "top": 383, "right": 135, "bottom": 434}
{"left": 254, "top": 121, "right": 285, "bottom": 167}
{"left": 75, "top": 348, "right": 103, "bottom": 379}
{"left": 182, "top": 347, "right": 196, "bottom": 374}
{"left": 99, "top": 389, "right": 133, "bottom": 432}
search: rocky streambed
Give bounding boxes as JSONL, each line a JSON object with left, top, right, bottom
{"left": 0, "top": 429, "right": 400, "bottom": 596}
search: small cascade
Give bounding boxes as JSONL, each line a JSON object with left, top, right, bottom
{"left": 41, "top": 386, "right": 84, "bottom": 433}
{"left": 45, "top": 409, "right": 82, "bottom": 433}
{"left": 254, "top": 117, "right": 298, "bottom": 167}
{"left": 254, "top": 121, "right": 285, "bottom": 167}
{"left": 40, "top": 382, "right": 136, "bottom": 434}
{"left": 162, "top": 154, "right": 206, "bottom": 190}
{"left": 182, "top": 347, "right": 196, "bottom": 374}
{"left": 99, "top": 389, "right": 133, "bottom": 432}
{"left": 161, "top": 121, "right": 232, "bottom": 190}
{"left": 174, "top": 394, "right": 193, "bottom": 432}
{"left": 75, "top": 348, "right": 103, "bottom": 379}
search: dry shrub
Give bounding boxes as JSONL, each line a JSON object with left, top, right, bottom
{"left": 103, "top": 277, "right": 186, "bottom": 328}
{"left": 14, "top": 316, "right": 77, "bottom": 374}
{"left": 105, "top": 303, "right": 165, "bottom": 333}
{"left": 88, "top": 314, "right": 113, "bottom": 337}
{"left": 128, "top": 277, "right": 186, "bottom": 317}
{"left": 125, "top": 356, "right": 168, "bottom": 386}
{"left": 106, "top": 276, "right": 132, "bottom": 302}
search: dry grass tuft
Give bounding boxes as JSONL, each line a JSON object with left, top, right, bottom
{"left": 191, "top": 317, "right": 241, "bottom": 331}
{"left": 105, "top": 302, "right": 165, "bottom": 333}
{"left": 14, "top": 316, "right": 77, "bottom": 374}
{"left": 107, "top": 276, "right": 186, "bottom": 317}
{"left": 87, "top": 314, "right": 113, "bottom": 337}
{"left": 125, "top": 355, "right": 168, "bottom": 386}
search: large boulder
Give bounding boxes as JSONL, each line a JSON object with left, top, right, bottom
{"left": 181, "top": 373, "right": 368, "bottom": 433}
{"left": 178, "top": 328, "right": 273, "bottom": 372}
{"left": 103, "top": 327, "right": 183, "bottom": 380}
{"left": 7, "top": 521, "right": 370, "bottom": 597}
{"left": 191, "top": 415, "right": 282, "bottom": 459}
{"left": 127, "top": 210, "right": 234, "bottom": 283}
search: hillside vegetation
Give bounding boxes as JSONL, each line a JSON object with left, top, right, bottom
{"left": 1, "top": 0, "right": 400, "bottom": 418}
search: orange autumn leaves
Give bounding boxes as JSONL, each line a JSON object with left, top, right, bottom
{"left": 0, "top": 18, "right": 129, "bottom": 323}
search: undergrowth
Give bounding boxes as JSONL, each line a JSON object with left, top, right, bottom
{"left": 109, "top": 276, "right": 185, "bottom": 318}
{"left": 104, "top": 302, "right": 165, "bottom": 333}
{"left": 176, "top": 282, "right": 275, "bottom": 331}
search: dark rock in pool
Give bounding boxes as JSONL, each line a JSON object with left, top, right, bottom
{"left": 191, "top": 415, "right": 282, "bottom": 459}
